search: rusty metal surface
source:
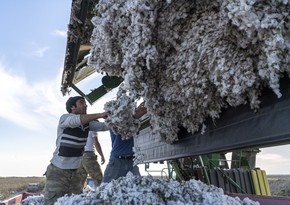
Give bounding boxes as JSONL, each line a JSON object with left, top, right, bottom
{"left": 225, "top": 192, "right": 290, "bottom": 205}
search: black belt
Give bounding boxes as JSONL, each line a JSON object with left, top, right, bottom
{"left": 117, "top": 155, "right": 134, "bottom": 160}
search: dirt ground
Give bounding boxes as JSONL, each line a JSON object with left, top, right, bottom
{"left": 267, "top": 175, "right": 290, "bottom": 196}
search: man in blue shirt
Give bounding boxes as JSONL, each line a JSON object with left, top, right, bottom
{"left": 102, "top": 103, "right": 147, "bottom": 183}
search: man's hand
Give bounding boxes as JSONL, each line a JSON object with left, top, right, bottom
{"left": 100, "top": 156, "right": 105, "bottom": 165}
{"left": 100, "top": 112, "right": 110, "bottom": 119}
{"left": 135, "top": 102, "right": 147, "bottom": 119}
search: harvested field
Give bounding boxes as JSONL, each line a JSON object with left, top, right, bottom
{"left": 0, "top": 177, "right": 45, "bottom": 201}
{"left": 268, "top": 175, "right": 290, "bottom": 196}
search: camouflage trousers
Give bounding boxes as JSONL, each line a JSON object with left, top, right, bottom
{"left": 43, "top": 163, "right": 82, "bottom": 205}
{"left": 77, "top": 151, "right": 103, "bottom": 188}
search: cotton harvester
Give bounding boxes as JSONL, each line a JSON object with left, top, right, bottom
{"left": 60, "top": 0, "right": 290, "bottom": 204}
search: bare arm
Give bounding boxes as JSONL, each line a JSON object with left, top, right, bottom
{"left": 80, "top": 112, "right": 109, "bottom": 125}
{"left": 93, "top": 135, "right": 105, "bottom": 165}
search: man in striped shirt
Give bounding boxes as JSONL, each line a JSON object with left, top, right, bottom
{"left": 44, "top": 96, "right": 109, "bottom": 205}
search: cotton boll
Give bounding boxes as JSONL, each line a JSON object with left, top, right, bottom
{"left": 104, "top": 88, "right": 141, "bottom": 139}
{"left": 21, "top": 195, "right": 44, "bottom": 205}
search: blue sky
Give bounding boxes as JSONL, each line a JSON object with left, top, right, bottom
{"left": 0, "top": 1, "right": 289, "bottom": 177}
{"left": 0, "top": 0, "right": 114, "bottom": 177}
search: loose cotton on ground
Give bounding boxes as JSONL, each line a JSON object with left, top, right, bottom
{"left": 21, "top": 174, "right": 259, "bottom": 205}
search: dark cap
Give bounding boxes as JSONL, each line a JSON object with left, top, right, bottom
{"left": 66, "top": 96, "right": 84, "bottom": 113}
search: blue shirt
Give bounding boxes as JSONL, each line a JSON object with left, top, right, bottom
{"left": 110, "top": 130, "right": 134, "bottom": 157}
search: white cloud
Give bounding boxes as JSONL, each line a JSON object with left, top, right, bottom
{"left": 31, "top": 46, "right": 49, "bottom": 57}
{"left": 51, "top": 30, "right": 67, "bottom": 37}
{"left": 0, "top": 62, "right": 66, "bottom": 132}
{"left": 257, "top": 153, "right": 288, "bottom": 162}
{"left": 0, "top": 61, "right": 117, "bottom": 133}
{"left": 256, "top": 147, "right": 290, "bottom": 174}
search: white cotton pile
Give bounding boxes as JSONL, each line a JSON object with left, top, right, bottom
{"left": 88, "top": 0, "right": 290, "bottom": 143}
{"left": 20, "top": 174, "right": 260, "bottom": 205}
{"left": 52, "top": 173, "right": 259, "bottom": 205}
